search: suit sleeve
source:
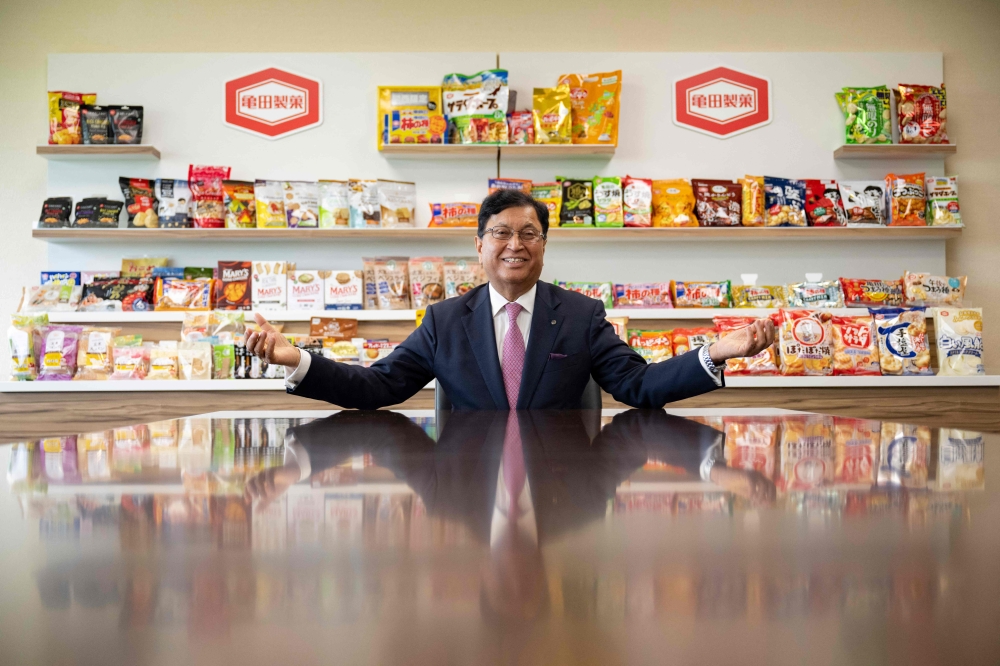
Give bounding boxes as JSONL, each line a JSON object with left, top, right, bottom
{"left": 593, "top": 409, "right": 724, "bottom": 477}
{"left": 288, "top": 304, "right": 438, "bottom": 409}
{"left": 587, "top": 301, "right": 723, "bottom": 408}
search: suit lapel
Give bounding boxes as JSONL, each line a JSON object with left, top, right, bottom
{"left": 518, "top": 282, "right": 565, "bottom": 409}
{"left": 462, "top": 285, "right": 508, "bottom": 409}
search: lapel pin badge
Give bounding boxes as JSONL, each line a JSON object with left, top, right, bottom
{"left": 551, "top": 319, "right": 556, "bottom": 325}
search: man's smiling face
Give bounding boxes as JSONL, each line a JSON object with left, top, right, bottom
{"left": 476, "top": 206, "right": 546, "bottom": 298}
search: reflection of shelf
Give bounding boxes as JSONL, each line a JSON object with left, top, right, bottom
{"left": 500, "top": 144, "right": 615, "bottom": 157}
{"left": 32, "top": 226, "right": 963, "bottom": 242}
{"left": 378, "top": 143, "right": 615, "bottom": 158}
{"left": 36, "top": 144, "right": 161, "bottom": 161}
{"left": 725, "top": 376, "right": 1000, "bottom": 388}
{"left": 833, "top": 144, "right": 956, "bottom": 159}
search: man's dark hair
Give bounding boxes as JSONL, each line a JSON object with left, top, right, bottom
{"left": 477, "top": 189, "right": 549, "bottom": 238}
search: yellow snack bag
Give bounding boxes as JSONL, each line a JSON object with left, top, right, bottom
{"left": 532, "top": 86, "right": 572, "bottom": 144}
{"left": 377, "top": 86, "right": 447, "bottom": 149}
{"left": 741, "top": 176, "right": 765, "bottom": 226}
{"left": 651, "top": 179, "right": 696, "bottom": 227}
{"left": 557, "top": 70, "right": 622, "bottom": 145}
{"left": 48, "top": 91, "right": 96, "bottom": 144}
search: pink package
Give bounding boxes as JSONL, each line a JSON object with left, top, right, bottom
{"left": 614, "top": 283, "right": 674, "bottom": 308}
{"left": 110, "top": 345, "right": 150, "bottom": 380}
{"left": 37, "top": 325, "right": 83, "bottom": 380}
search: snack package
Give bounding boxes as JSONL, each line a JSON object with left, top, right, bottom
{"left": 531, "top": 182, "right": 562, "bottom": 221}
{"left": 109, "top": 105, "right": 143, "bottom": 144}
{"left": 558, "top": 179, "right": 594, "bottom": 226}
{"left": 622, "top": 176, "right": 652, "bottom": 227}
{"left": 628, "top": 330, "right": 674, "bottom": 364}
{"left": 652, "top": 179, "right": 697, "bottom": 227}
{"left": 36, "top": 325, "right": 82, "bottom": 381}
{"left": 933, "top": 307, "right": 984, "bottom": 376}
{"left": 831, "top": 315, "right": 880, "bottom": 376}
{"left": 532, "top": 85, "right": 572, "bottom": 144}
{"left": 442, "top": 70, "right": 509, "bottom": 144}
{"left": 871, "top": 306, "right": 932, "bottom": 376}
{"left": 488, "top": 178, "right": 532, "bottom": 195}
{"left": 349, "top": 179, "right": 381, "bottom": 228}
{"left": 48, "top": 91, "right": 96, "bottom": 144}
{"left": 614, "top": 283, "right": 672, "bottom": 308}
{"left": 741, "top": 176, "right": 765, "bottom": 226}
{"left": 902, "top": 271, "right": 966, "bottom": 306}
{"left": 714, "top": 317, "right": 778, "bottom": 375}
{"left": 18, "top": 284, "right": 82, "bottom": 312}
{"left": 779, "top": 310, "right": 834, "bottom": 376}
{"left": 885, "top": 173, "right": 926, "bottom": 226}
{"left": 73, "top": 198, "right": 123, "bottom": 228}
{"left": 936, "top": 429, "right": 985, "bottom": 492}
{"left": 692, "top": 179, "right": 742, "bottom": 226}
{"left": 154, "top": 279, "right": 213, "bottom": 311}
{"left": 362, "top": 340, "right": 398, "bottom": 368}
{"left": 215, "top": 261, "right": 252, "bottom": 310}
{"left": 763, "top": 177, "right": 806, "bottom": 227}
{"left": 838, "top": 181, "right": 887, "bottom": 226}
{"left": 254, "top": 180, "right": 287, "bottom": 228}
{"left": 804, "top": 179, "right": 846, "bottom": 226}
{"left": 222, "top": 180, "right": 255, "bottom": 229}
{"left": 507, "top": 111, "right": 534, "bottom": 145}
{"left": 184, "top": 267, "right": 213, "bottom": 280}
{"left": 778, "top": 416, "right": 835, "bottom": 492}
{"left": 281, "top": 181, "right": 319, "bottom": 228}
{"left": 362, "top": 258, "right": 379, "bottom": 309}
{"left": 287, "top": 270, "right": 324, "bottom": 310}
{"left": 110, "top": 341, "right": 149, "bottom": 380}
{"left": 670, "top": 280, "right": 731, "bottom": 308}
{"left": 832, "top": 418, "right": 880, "bottom": 485}
{"left": 839, "top": 278, "right": 903, "bottom": 308}
{"left": 409, "top": 257, "right": 445, "bottom": 309}
{"left": 374, "top": 257, "right": 410, "bottom": 310}
{"left": 324, "top": 270, "right": 363, "bottom": 310}
{"left": 74, "top": 327, "right": 119, "bottom": 380}
{"left": 878, "top": 423, "right": 931, "bottom": 488}
{"left": 8, "top": 313, "right": 48, "bottom": 380}
{"left": 783, "top": 280, "right": 845, "bottom": 308}
{"left": 121, "top": 257, "right": 167, "bottom": 278}
{"left": 252, "top": 261, "right": 290, "bottom": 310}
{"left": 147, "top": 343, "right": 179, "bottom": 381}
{"left": 309, "top": 317, "right": 359, "bottom": 339}
{"left": 593, "top": 176, "right": 624, "bottom": 226}
{"left": 724, "top": 417, "right": 779, "bottom": 479}
{"left": 731, "top": 285, "right": 784, "bottom": 309}
{"left": 178, "top": 342, "right": 213, "bottom": 381}
{"left": 181, "top": 312, "right": 244, "bottom": 345}
{"left": 377, "top": 180, "right": 416, "bottom": 227}
{"left": 444, "top": 257, "right": 485, "bottom": 299}
{"left": 81, "top": 271, "right": 119, "bottom": 285}
{"left": 188, "top": 165, "right": 231, "bottom": 228}
{"left": 79, "top": 278, "right": 154, "bottom": 312}
{"left": 895, "top": 84, "right": 948, "bottom": 144}
{"left": 925, "top": 176, "right": 962, "bottom": 227}
{"left": 80, "top": 105, "right": 112, "bottom": 144}
{"left": 213, "top": 344, "right": 235, "bottom": 380}
{"left": 429, "top": 202, "right": 479, "bottom": 227}
{"left": 377, "top": 85, "right": 447, "bottom": 147}
{"left": 38, "top": 197, "right": 73, "bottom": 228}
{"left": 836, "top": 86, "right": 892, "bottom": 144}
{"left": 556, "top": 70, "right": 621, "bottom": 145}
{"left": 153, "top": 179, "right": 191, "bottom": 228}
{"left": 322, "top": 338, "right": 362, "bottom": 364}
{"left": 318, "top": 180, "right": 351, "bottom": 228}
{"left": 607, "top": 317, "right": 628, "bottom": 343}
{"left": 120, "top": 178, "right": 159, "bottom": 228}
{"left": 557, "top": 281, "right": 614, "bottom": 309}
{"left": 40, "top": 272, "right": 81, "bottom": 286}
{"left": 670, "top": 327, "right": 719, "bottom": 356}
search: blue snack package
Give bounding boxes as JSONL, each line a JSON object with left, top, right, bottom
{"left": 763, "top": 177, "right": 807, "bottom": 226}
{"left": 41, "top": 271, "right": 81, "bottom": 285}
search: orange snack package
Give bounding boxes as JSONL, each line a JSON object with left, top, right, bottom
{"left": 831, "top": 315, "right": 880, "bottom": 376}
{"left": 885, "top": 173, "right": 927, "bottom": 226}
{"left": 556, "top": 70, "right": 621, "bottom": 145}
{"left": 670, "top": 327, "right": 718, "bottom": 356}
{"left": 652, "top": 179, "right": 697, "bottom": 227}
{"left": 724, "top": 416, "right": 779, "bottom": 480}
{"left": 713, "top": 316, "right": 778, "bottom": 375}
{"left": 778, "top": 310, "right": 833, "bottom": 376}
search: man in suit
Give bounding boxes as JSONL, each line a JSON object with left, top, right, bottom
{"left": 246, "top": 190, "right": 775, "bottom": 410}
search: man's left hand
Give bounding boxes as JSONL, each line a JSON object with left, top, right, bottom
{"left": 708, "top": 317, "right": 776, "bottom": 364}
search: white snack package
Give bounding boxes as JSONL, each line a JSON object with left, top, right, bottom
{"left": 287, "top": 270, "right": 324, "bottom": 311}
{"left": 318, "top": 180, "right": 350, "bottom": 228}
{"left": 933, "top": 307, "right": 984, "bottom": 375}
{"left": 324, "top": 270, "right": 364, "bottom": 310}
{"left": 252, "top": 261, "right": 291, "bottom": 311}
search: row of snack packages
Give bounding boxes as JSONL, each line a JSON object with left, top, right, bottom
{"left": 378, "top": 69, "right": 621, "bottom": 147}
{"left": 618, "top": 307, "right": 984, "bottom": 377}
{"left": 836, "top": 84, "right": 947, "bottom": 145}
{"left": 47, "top": 91, "right": 143, "bottom": 145}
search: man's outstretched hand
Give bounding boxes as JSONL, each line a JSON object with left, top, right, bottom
{"left": 708, "top": 317, "right": 776, "bottom": 364}
{"left": 245, "top": 312, "right": 301, "bottom": 368}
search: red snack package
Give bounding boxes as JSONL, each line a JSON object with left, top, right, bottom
{"left": 831, "top": 315, "right": 881, "bottom": 376}
{"left": 692, "top": 179, "right": 742, "bottom": 226}
{"left": 894, "top": 84, "right": 948, "bottom": 144}
{"left": 778, "top": 309, "right": 833, "bottom": 376}
{"left": 885, "top": 172, "right": 926, "bottom": 226}
{"left": 804, "top": 179, "right": 846, "bottom": 226}
{"left": 839, "top": 278, "right": 903, "bottom": 308}
{"left": 507, "top": 111, "right": 534, "bottom": 145}
{"left": 622, "top": 176, "right": 653, "bottom": 227}
{"left": 188, "top": 165, "right": 232, "bottom": 228}
{"left": 670, "top": 327, "right": 718, "bottom": 356}
{"left": 713, "top": 316, "right": 779, "bottom": 376}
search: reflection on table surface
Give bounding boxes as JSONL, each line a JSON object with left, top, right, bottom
{"left": 2, "top": 409, "right": 996, "bottom": 665}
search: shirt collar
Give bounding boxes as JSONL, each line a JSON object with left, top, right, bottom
{"left": 488, "top": 282, "right": 537, "bottom": 318}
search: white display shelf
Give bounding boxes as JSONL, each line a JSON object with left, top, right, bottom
{"left": 377, "top": 143, "right": 615, "bottom": 158}
{"left": 833, "top": 143, "right": 956, "bottom": 159}
{"left": 724, "top": 376, "right": 1000, "bottom": 388}
{"left": 36, "top": 144, "right": 161, "bottom": 161}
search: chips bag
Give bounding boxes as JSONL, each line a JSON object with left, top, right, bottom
{"left": 836, "top": 86, "right": 892, "bottom": 144}
{"left": 628, "top": 330, "right": 674, "bottom": 364}
{"left": 558, "top": 179, "right": 594, "bottom": 226}
{"left": 741, "top": 176, "right": 765, "bottom": 226}
{"left": 120, "top": 177, "right": 159, "bottom": 228}
{"left": 442, "top": 70, "right": 509, "bottom": 144}
{"left": 38, "top": 197, "right": 73, "bottom": 228}
{"left": 556, "top": 70, "right": 621, "bottom": 145}
{"left": 622, "top": 176, "right": 652, "bottom": 227}
{"left": 830, "top": 315, "right": 880, "bottom": 376}
{"left": 607, "top": 317, "right": 628, "bottom": 343}
{"left": 614, "top": 282, "right": 672, "bottom": 308}
{"left": 804, "top": 179, "right": 846, "bottom": 226}
{"left": 37, "top": 325, "right": 83, "bottom": 381}
{"left": 671, "top": 327, "right": 719, "bottom": 356}
{"left": 188, "top": 165, "right": 231, "bottom": 228}
{"left": 48, "top": 91, "right": 96, "bottom": 144}
{"left": 838, "top": 181, "right": 887, "bottom": 226}
{"left": 488, "top": 178, "right": 533, "bottom": 195}
{"left": 925, "top": 176, "right": 962, "bottom": 227}
{"left": 80, "top": 105, "right": 112, "bottom": 144}
{"left": 532, "top": 85, "right": 572, "bottom": 144}
{"left": 593, "top": 176, "right": 624, "bottom": 226}
{"left": 731, "top": 285, "right": 784, "bottom": 308}
{"left": 783, "top": 280, "right": 845, "bottom": 308}
{"left": 693, "top": 179, "right": 742, "bottom": 226}
{"left": 74, "top": 326, "right": 120, "bottom": 380}
{"left": 763, "top": 177, "right": 806, "bottom": 226}
{"left": 714, "top": 317, "right": 779, "bottom": 375}
{"left": 109, "top": 105, "right": 143, "bottom": 144}
{"left": 933, "top": 307, "right": 984, "bottom": 376}
{"left": 894, "top": 84, "right": 948, "bottom": 144}
{"left": 839, "top": 278, "right": 903, "bottom": 308}
{"left": 902, "top": 271, "right": 966, "bottom": 307}
{"left": 871, "top": 306, "right": 932, "bottom": 376}
{"left": 557, "top": 281, "right": 614, "bottom": 309}
{"left": 652, "top": 179, "right": 696, "bottom": 227}
{"left": 8, "top": 313, "right": 48, "bottom": 380}
{"left": 779, "top": 310, "right": 833, "bottom": 376}
{"left": 532, "top": 182, "right": 562, "bottom": 221}
{"left": 318, "top": 180, "right": 350, "bottom": 228}
{"left": 155, "top": 179, "right": 192, "bottom": 228}
{"left": 671, "top": 280, "right": 731, "bottom": 308}
{"left": 429, "top": 202, "right": 479, "bottom": 227}
{"left": 885, "top": 173, "right": 926, "bottom": 226}
{"left": 377, "top": 86, "right": 447, "bottom": 148}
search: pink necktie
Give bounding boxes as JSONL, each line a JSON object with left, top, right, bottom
{"left": 500, "top": 303, "right": 527, "bottom": 516}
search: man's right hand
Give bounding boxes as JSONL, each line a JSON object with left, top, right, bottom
{"left": 245, "top": 312, "right": 301, "bottom": 368}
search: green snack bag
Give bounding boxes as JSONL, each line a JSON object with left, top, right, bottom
{"left": 836, "top": 86, "right": 892, "bottom": 144}
{"left": 212, "top": 344, "right": 234, "bottom": 380}
{"left": 557, "top": 281, "right": 614, "bottom": 309}
{"left": 184, "top": 267, "right": 214, "bottom": 280}
{"left": 593, "top": 176, "right": 624, "bottom": 227}
{"left": 557, "top": 178, "right": 594, "bottom": 227}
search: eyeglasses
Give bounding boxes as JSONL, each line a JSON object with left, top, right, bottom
{"left": 482, "top": 226, "right": 546, "bottom": 244}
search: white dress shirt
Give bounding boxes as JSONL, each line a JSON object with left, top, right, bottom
{"left": 490, "top": 464, "right": 539, "bottom": 547}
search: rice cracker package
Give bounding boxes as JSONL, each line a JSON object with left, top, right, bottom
{"left": 885, "top": 173, "right": 926, "bottom": 226}
{"left": 933, "top": 307, "right": 984, "bottom": 375}
{"left": 377, "top": 86, "right": 447, "bottom": 148}
{"left": 714, "top": 316, "right": 779, "bottom": 375}
{"left": 870, "top": 306, "right": 932, "bottom": 375}
{"left": 671, "top": 327, "right": 718, "bottom": 356}
{"left": 902, "top": 271, "right": 966, "bottom": 307}
{"left": 556, "top": 70, "right": 621, "bottom": 145}
{"left": 779, "top": 310, "right": 833, "bottom": 376}
{"left": 831, "top": 315, "right": 880, "bottom": 376}
{"left": 558, "top": 179, "right": 594, "bottom": 226}
{"left": 532, "top": 182, "right": 562, "bottom": 221}
{"left": 671, "top": 280, "right": 731, "bottom": 308}
{"left": 741, "top": 176, "right": 765, "bottom": 226}
{"left": 839, "top": 278, "right": 903, "bottom": 308}
{"left": 732, "top": 285, "right": 784, "bottom": 308}
{"left": 593, "top": 176, "right": 624, "bottom": 226}
{"left": 532, "top": 86, "right": 572, "bottom": 144}
{"left": 628, "top": 330, "right": 674, "bottom": 364}
{"left": 652, "top": 179, "right": 696, "bottom": 227}
{"left": 622, "top": 176, "right": 652, "bottom": 227}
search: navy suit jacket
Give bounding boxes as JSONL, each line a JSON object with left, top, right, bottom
{"left": 289, "top": 280, "right": 723, "bottom": 410}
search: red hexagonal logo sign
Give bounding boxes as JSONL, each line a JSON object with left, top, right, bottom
{"left": 674, "top": 66, "right": 771, "bottom": 138}
{"left": 224, "top": 68, "right": 323, "bottom": 139}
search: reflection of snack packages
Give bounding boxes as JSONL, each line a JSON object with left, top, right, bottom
{"left": 741, "top": 176, "right": 765, "bottom": 226}
{"left": 409, "top": 257, "right": 445, "bottom": 309}
{"left": 442, "top": 70, "right": 509, "bottom": 144}
{"left": 670, "top": 280, "right": 731, "bottom": 308}
{"left": 778, "top": 416, "right": 835, "bottom": 493}
{"left": 622, "top": 176, "right": 652, "bottom": 227}
{"left": 804, "top": 179, "right": 846, "bottom": 226}
{"left": 714, "top": 317, "right": 778, "bottom": 375}
{"left": 254, "top": 180, "right": 287, "bottom": 228}
{"left": 593, "top": 176, "right": 624, "bottom": 226}
{"left": 155, "top": 179, "right": 192, "bottom": 228}
{"left": 885, "top": 172, "right": 926, "bottom": 226}
{"left": 902, "top": 271, "right": 967, "bottom": 307}
{"left": 894, "top": 84, "right": 948, "bottom": 144}
{"left": 287, "top": 270, "right": 324, "bottom": 311}
{"left": 532, "top": 85, "right": 572, "bottom": 144}
{"left": 377, "top": 86, "right": 446, "bottom": 148}
{"left": 692, "top": 179, "right": 742, "bottom": 227}
{"left": 839, "top": 278, "right": 903, "bottom": 308}
{"left": 443, "top": 257, "right": 485, "bottom": 299}
{"left": 831, "top": 315, "right": 880, "bottom": 376}
{"left": 763, "top": 177, "right": 806, "bottom": 227}
{"left": 8, "top": 313, "right": 48, "bottom": 380}
{"left": 531, "top": 182, "right": 562, "bottom": 221}
{"left": 835, "top": 86, "right": 892, "bottom": 144}
{"left": 147, "top": 342, "right": 179, "bottom": 380}
{"left": 652, "top": 179, "right": 696, "bottom": 227}
{"left": 731, "top": 285, "right": 784, "bottom": 308}
{"left": 324, "top": 270, "right": 364, "bottom": 310}
{"left": 178, "top": 342, "right": 213, "bottom": 381}
{"left": 557, "top": 70, "right": 621, "bottom": 145}
{"left": 120, "top": 177, "right": 159, "bottom": 228}
{"left": 935, "top": 429, "right": 984, "bottom": 491}
{"left": 933, "top": 307, "right": 984, "bottom": 375}
{"left": 724, "top": 417, "right": 779, "bottom": 479}
{"left": 779, "top": 310, "right": 833, "bottom": 376}
{"left": 557, "top": 281, "right": 614, "bottom": 309}
{"left": 670, "top": 327, "right": 718, "bottom": 356}
{"left": 252, "top": 261, "right": 290, "bottom": 311}
{"left": 783, "top": 280, "right": 844, "bottom": 309}
{"left": 37, "top": 325, "right": 83, "bottom": 381}
{"left": 48, "top": 91, "right": 96, "bottom": 144}
{"left": 377, "top": 180, "right": 416, "bottom": 227}
{"left": 374, "top": 257, "right": 410, "bottom": 310}
{"left": 428, "top": 202, "right": 479, "bottom": 227}
{"left": 628, "top": 330, "right": 674, "bottom": 364}
{"left": 558, "top": 179, "right": 594, "bottom": 227}
{"left": 216, "top": 261, "right": 253, "bottom": 310}
{"left": 282, "top": 181, "right": 319, "bottom": 228}
{"left": 488, "top": 178, "right": 532, "bottom": 195}
{"left": 877, "top": 423, "right": 931, "bottom": 488}
{"left": 614, "top": 282, "right": 672, "bottom": 308}
{"left": 925, "top": 176, "right": 962, "bottom": 226}
{"left": 833, "top": 418, "right": 880, "bottom": 485}
{"left": 223, "top": 180, "right": 256, "bottom": 229}
{"left": 838, "top": 181, "right": 887, "bottom": 226}
{"left": 870, "top": 306, "right": 932, "bottom": 376}
{"left": 74, "top": 326, "right": 120, "bottom": 380}
{"left": 318, "top": 180, "right": 350, "bottom": 228}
